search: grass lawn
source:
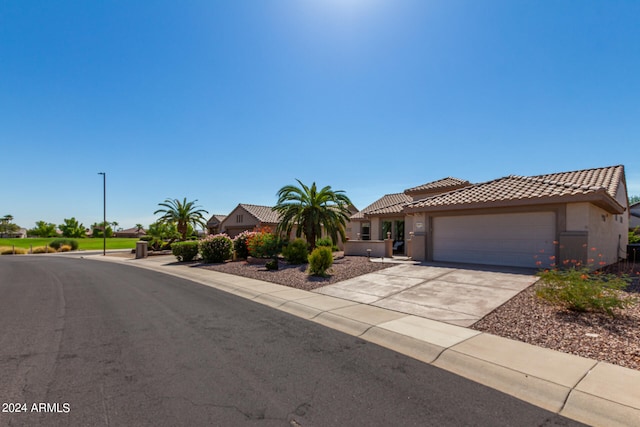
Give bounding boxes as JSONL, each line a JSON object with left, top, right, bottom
{"left": 0, "top": 237, "right": 139, "bottom": 251}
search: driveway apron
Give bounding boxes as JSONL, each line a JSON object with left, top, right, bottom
{"left": 313, "top": 263, "right": 539, "bottom": 327}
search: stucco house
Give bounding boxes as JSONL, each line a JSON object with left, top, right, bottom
{"left": 218, "top": 204, "right": 281, "bottom": 238}
{"left": 346, "top": 165, "right": 629, "bottom": 269}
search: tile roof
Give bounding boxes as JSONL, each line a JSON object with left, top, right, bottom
{"left": 404, "top": 177, "right": 471, "bottom": 194}
{"left": 405, "top": 165, "right": 626, "bottom": 213}
{"left": 206, "top": 214, "right": 227, "bottom": 226}
{"left": 351, "top": 193, "right": 413, "bottom": 219}
{"left": 240, "top": 204, "right": 281, "bottom": 224}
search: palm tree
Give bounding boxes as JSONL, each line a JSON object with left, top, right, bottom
{"left": 273, "top": 180, "right": 353, "bottom": 251}
{"left": 154, "top": 198, "right": 209, "bottom": 241}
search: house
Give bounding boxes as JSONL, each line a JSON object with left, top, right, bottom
{"left": 219, "top": 204, "right": 281, "bottom": 238}
{"left": 346, "top": 178, "right": 470, "bottom": 257}
{"left": 206, "top": 214, "right": 227, "bottom": 235}
{"left": 346, "top": 165, "right": 629, "bottom": 269}
{"left": 630, "top": 201, "right": 640, "bottom": 230}
{"left": 1, "top": 228, "right": 27, "bottom": 238}
{"left": 114, "top": 226, "right": 147, "bottom": 238}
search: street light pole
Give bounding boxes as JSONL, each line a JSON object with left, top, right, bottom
{"left": 98, "top": 172, "right": 106, "bottom": 256}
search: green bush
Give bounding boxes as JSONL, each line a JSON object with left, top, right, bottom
{"left": 171, "top": 241, "right": 199, "bottom": 262}
{"left": 629, "top": 227, "right": 640, "bottom": 244}
{"left": 265, "top": 258, "right": 279, "bottom": 270}
{"left": 308, "top": 246, "right": 333, "bottom": 276}
{"left": 247, "top": 231, "right": 280, "bottom": 258}
{"left": 536, "top": 267, "right": 636, "bottom": 317}
{"left": 199, "top": 234, "right": 233, "bottom": 263}
{"left": 282, "top": 238, "right": 309, "bottom": 264}
{"left": 49, "top": 238, "right": 79, "bottom": 251}
{"left": 315, "top": 237, "right": 338, "bottom": 251}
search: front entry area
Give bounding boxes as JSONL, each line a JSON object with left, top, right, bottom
{"left": 432, "top": 212, "right": 556, "bottom": 268}
{"left": 382, "top": 219, "right": 405, "bottom": 254}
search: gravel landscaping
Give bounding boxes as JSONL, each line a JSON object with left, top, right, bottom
{"left": 199, "top": 254, "right": 394, "bottom": 291}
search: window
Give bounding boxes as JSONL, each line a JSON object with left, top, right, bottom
{"left": 361, "top": 222, "right": 370, "bottom": 240}
{"left": 236, "top": 214, "right": 243, "bottom": 223}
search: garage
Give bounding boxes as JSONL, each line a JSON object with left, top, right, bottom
{"left": 432, "top": 212, "right": 556, "bottom": 268}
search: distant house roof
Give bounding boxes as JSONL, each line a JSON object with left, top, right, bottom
{"left": 404, "top": 177, "right": 471, "bottom": 195}
{"left": 114, "top": 226, "right": 146, "bottom": 237}
{"left": 206, "top": 214, "right": 227, "bottom": 227}
{"left": 351, "top": 193, "right": 413, "bottom": 220}
{"left": 239, "top": 204, "right": 281, "bottom": 224}
{"left": 405, "top": 165, "right": 626, "bottom": 214}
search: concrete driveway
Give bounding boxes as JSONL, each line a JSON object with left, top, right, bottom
{"left": 313, "top": 263, "right": 539, "bottom": 327}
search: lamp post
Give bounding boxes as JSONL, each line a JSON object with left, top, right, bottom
{"left": 98, "top": 172, "right": 106, "bottom": 256}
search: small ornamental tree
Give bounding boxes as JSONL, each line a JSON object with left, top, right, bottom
{"left": 199, "top": 233, "right": 233, "bottom": 263}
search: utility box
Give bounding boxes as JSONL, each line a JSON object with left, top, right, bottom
{"left": 135, "top": 241, "right": 148, "bottom": 259}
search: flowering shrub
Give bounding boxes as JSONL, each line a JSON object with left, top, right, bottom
{"left": 535, "top": 244, "right": 637, "bottom": 317}
{"left": 199, "top": 234, "right": 233, "bottom": 263}
{"left": 308, "top": 246, "right": 333, "bottom": 276}
{"left": 233, "top": 230, "right": 256, "bottom": 259}
{"left": 247, "top": 227, "right": 280, "bottom": 258}
{"left": 171, "top": 241, "right": 199, "bottom": 262}
{"left": 536, "top": 267, "right": 635, "bottom": 317}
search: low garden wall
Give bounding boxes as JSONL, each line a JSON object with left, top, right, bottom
{"left": 344, "top": 240, "right": 386, "bottom": 258}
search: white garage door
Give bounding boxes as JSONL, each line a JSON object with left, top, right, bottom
{"left": 433, "top": 212, "right": 556, "bottom": 268}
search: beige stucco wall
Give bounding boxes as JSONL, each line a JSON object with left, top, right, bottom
{"left": 565, "top": 190, "right": 628, "bottom": 266}
{"left": 344, "top": 240, "right": 386, "bottom": 257}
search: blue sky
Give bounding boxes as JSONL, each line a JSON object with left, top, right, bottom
{"left": 2, "top": 0, "right": 639, "bottom": 230}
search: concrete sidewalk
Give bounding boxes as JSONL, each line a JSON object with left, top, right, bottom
{"left": 89, "top": 254, "right": 640, "bottom": 427}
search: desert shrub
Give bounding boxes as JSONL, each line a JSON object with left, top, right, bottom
{"left": 282, "top": 238, "right": 309, "bottom": 264}
{"left": 247, "top": 230, "right": 280, "bottom": 258}
{"left": 0, "top": 246, "right": 28, "bottom": 255}
{"left": 171, "top": 241, "right": 199, "bottom": 262}
{"left": 58, "top": 245, "right": 73, "bottom": 252}
{"left": 315, "top": 237, "right": 339, "bottom": 251}
{"left": 49, "top": 238, "right": 79, "bottom": 251}
{"left": 199, "top": 234, "right": 233, "bottom": 263}
{"left": 233, "top": 230, "right": 255, "bottom": 259}
{"left": 308, "top": 246, "right": 333, "bottom": 276}
{"left": 265, "top": 258, "right": 279, "bottom": 270}
{"left": 536, "top": 267, "right": 636, "bottom": 317}
{"left": 32, "top": 246, "right": 57, "bottom": 254}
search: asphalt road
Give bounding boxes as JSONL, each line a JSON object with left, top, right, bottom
{"left": 0, "top": 256, "right": 585, "bottom": 426}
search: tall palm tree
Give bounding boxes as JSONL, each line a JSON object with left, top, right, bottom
{"left": 273, "top": 180, "right": 353, "bottom": 251}
{"left": 154, "top": 198, "right": 209, "bottom": 241}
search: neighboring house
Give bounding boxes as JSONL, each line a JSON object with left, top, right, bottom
{"left": 114, "top": 227, "right": 147, "bottom": 238}
{"left": 347, "top": 166, "right": 629, "bottom": 269}
{"left": 630, "top": 201, "right": 640, "bottom": 230}
{"left": 1, "top": 228, "right": 27, "bottom": 238}
{"left": 206, "top": 214, "right": 227, "bottom": 235}
{"left": 219, "top": 204, "right": 281, "bottom": 238}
